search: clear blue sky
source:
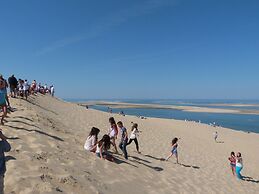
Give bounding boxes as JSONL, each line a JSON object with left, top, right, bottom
{"left": 1, "top": 0, "right": 259, "bottom": 99}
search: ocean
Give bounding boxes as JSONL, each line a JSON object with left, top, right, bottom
{"left": 66, "top": 99, "right": 259, "bottom": 134}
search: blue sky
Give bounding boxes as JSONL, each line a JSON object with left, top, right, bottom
{"left": 1, "top": 0, "right": 259, "bottom": 99}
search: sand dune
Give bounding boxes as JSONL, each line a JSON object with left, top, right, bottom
{"left": 2, "top": 95, "right": 259, "bottom": 194}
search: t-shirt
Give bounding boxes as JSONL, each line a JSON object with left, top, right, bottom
{"left": 229, "top": 157, "right": 236, "bottom": 165}
{"left": 130, "top": 128, "right": 139, "bottom": 139}
{"left": 24, "top": 81, "right": 30, "bottom": 91}
{"left": 51, "top": 87, "right": 55, "bottom": 93}
{"left": 120, "top": 127, "right": 127, "bottom": 142}
{"left": 84, "top": 136, "right": 96, "bottom": 151}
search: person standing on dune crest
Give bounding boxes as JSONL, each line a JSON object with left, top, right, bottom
{"left": 0, "top": 77, "right": 7, "bottom": 125}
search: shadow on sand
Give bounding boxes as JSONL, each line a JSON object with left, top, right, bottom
{"left": 6, "top": 137, "right": 20, "bottom": 140}
{"left": 27, "top": 100, "right": 58, "bottom": 115}
{"left": 179, "top": 163, "right": 200, "bottom": 169}
{"left": 144, "top": 154, "right": 165, "bottom": 161}
{"left": 12, "top": 116, "right": 34, "bottom": 122}
{"left": 6, "top": 124, "right": 64, "bottom": 142}
{"left": 114, "top": 157, "right": 138, "bottom": 168}
{"left": 8, "top": 120, "right": 40, "bottom": 129}
{"left": 128, "top": 155, "right": 163, "bottom": 172}
{"left": 243, "top": 176, "right": 259, "bottom": 183}
{"left": 5, "top": 156, "right": 16, "bottom": 162}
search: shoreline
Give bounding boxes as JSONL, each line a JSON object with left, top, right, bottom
{"left": 78, "top": 101, "right": 259, "bottom": 115}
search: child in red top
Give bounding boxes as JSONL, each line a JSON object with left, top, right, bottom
{"left": 228, "top": 152, "right": 236, "bottom": 176}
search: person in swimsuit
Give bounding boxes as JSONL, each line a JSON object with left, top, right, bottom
{"left": 108, "top": 117, "right": 118, "bottom": 153}
{"left": 165, "top": 137, "right": 179, "bottom": 164}
{"left": 228, "top": 152, "right": 236, "bottom": 176}
{"left": 235, "top": 152, "right": 243, "bottom": 180}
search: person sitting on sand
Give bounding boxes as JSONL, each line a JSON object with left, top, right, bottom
{"left": 96, "top": 134, "right": 114, "bottom": 162}
{"left": 108, "top": 117, "right": 118, "bottom": 153}
{"left": 117, "top": 121, "right": 128, "bottom": 159}
{"left": 84, "top": 127, "right": 100, "bottom": 152}
{"left": 165, "top": 137, "right": 179, "bottom": 164}
{"left": 228, "top": 152, "right": 236, "bottom": 176}
{"left": 127, "top": 123, "right": 141, "bottom": 154}
{"left": 0, "top": 129, "right": 11, "bottom": 194}
{"left": 0, "top": 78, "right": 7, "bottom": 125}
{"left": 235, "top": 152, "right": 243, "bottom": 180}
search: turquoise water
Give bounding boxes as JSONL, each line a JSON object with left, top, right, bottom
{"left": 66, "top": 99, "right": 259, "bottom": 133}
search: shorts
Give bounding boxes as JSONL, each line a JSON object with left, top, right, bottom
{"left": 171, "top": 148, "right": 178, "bottom": 155}
{"left": 0, "top": 93, "right": 6, "bottom": 106}
{"left": 10, "top": 87, "right": 16, "bottom": 93}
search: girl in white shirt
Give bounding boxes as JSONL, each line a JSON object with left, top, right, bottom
{"left": 108, "top": 117, "right": 118, "bottom": 153}
{"left": 84, "top": 127, "right": 100, "bottom": 152}
{"left": 127, "top": 123, "right": 141, "bottom": 154}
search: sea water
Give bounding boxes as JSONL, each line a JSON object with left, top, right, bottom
{"left": 66, "top": 99, "right": 259, "bottom": 133}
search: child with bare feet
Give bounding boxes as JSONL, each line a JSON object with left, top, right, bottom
{"left": 165, "top": 137, "right": 179, "bottom": 164}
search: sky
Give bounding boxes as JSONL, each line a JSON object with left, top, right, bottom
{"left": 1, "top": 0, "right": 259, "bottom": 99}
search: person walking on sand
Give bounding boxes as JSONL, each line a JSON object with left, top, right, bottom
{"left": 0, "top": 129, "right": 11, "bottom": 194}
{"left": 213, "top": 131, "right": 218, "bottom": 142}
{"left": 0, "top": 78, "right": 7, "bottom": 125}
{"left": 117, "top": 121, "right": 128, "bottom": 159}
{"left": 165, "top": 137, "right": 179, "bottom": 164}
{"left": 108, "top": 117, "right": 118, "bottom": 153}
{"left": 84, "top": 127, "right": 100, "bottom": 152}
{"left": 235, "top": 152, "right": 243, "bottom": 180}
{"left": 50, "top": 85, "right": 55, "bottom": 97}
{"left": 127, "top": 123, "right": 141, "bottom": 154}
{"left": 228, "top": 152, "right": 236, "bottom": 176}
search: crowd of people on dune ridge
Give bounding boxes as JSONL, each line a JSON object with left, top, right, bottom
{"left": 0, "top": 73, "right": 55, "bottom": 193}
{"left": 0, "top": 74, "right": 55, "bottom": 125}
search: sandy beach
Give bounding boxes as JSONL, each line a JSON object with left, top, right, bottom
{"left": 2, "top": 95, "right": 259, "bottom": 194}
{"left": 81, "top": 101, "right": 259, "bottom": 115}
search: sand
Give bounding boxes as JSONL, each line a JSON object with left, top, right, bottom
{"left": 81, "top": 101, "right": 259, "bottom": 115}
{"left": 2, "top": 95, "right": 259, "bottom": 194}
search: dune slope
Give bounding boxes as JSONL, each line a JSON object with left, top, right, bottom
{"left": 3, "top": 95, "right": 259, "bottom": 194}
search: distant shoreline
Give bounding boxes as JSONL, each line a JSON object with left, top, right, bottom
{"left": 78, "top": 101, "right": 259, "bottom": 115}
